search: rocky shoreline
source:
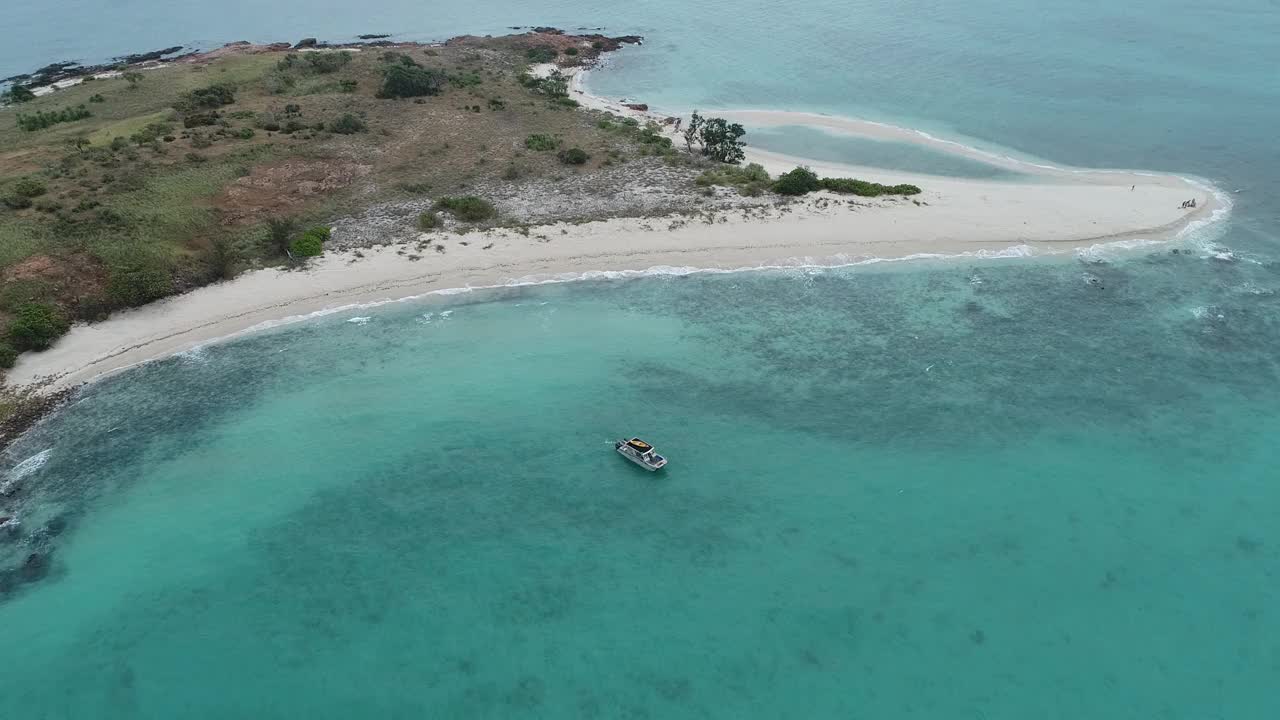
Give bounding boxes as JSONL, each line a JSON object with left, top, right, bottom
{"left": 2, "top": 27, "right": 642, "bottom": 94}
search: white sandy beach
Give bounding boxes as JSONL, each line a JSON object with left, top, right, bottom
{"left": 5, "top": 66, "right": 1225, "bottom": 391}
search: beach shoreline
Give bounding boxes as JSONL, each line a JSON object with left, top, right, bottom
{"left": 3, "top": 57, "right": 1227, "bottom": 393}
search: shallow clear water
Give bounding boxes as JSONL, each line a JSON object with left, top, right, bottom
{"left": 4, "top": 257, "right": 1279, "bottom": 717}
{"left": 744, "top": 125, "right": 1025, "bottom": 179}
{"left": 4, "top": 0, "right": 1280, "bottom": 717}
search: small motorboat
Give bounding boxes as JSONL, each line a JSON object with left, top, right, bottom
{"left": 614, "top": 437, "right": 668, "bottom": 471}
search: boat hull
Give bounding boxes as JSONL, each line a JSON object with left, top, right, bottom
{"left": 615, "top": 443, "right": 667, "bottom": 471}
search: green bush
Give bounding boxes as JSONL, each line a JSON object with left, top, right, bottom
{"left": 449, "top": 72, "right": 483, "bottom": 88}
{"left": 2, "top": 194, "right": 33, "bottom": 210}
{"left": 290, "top": 228, "right": 326, "bottom": 257}
{"left": 182, "top": 110, "right": 221, "bottom": 128}
{"left": 10, "top": 178, "right": 47, "bottom": 198}
{"left": 339, "top": 79, "right": 358, "bottom": 93}
{"left": 525, "top": 46, "right": 558, "bottom": 63}
{"left": 105, "top": 253, "right": 173, "bottom": 307}
{"left": 297, "top": 51, "right": 351, "bottom": 74}
{"left": 328, "top": 113, "right": 366, "bottom": 134}
{"left": 89, "top": 93, "right": 105, "bottom": 103}
{"left": 377, "top": 64, "right": 446, "bottom": 99}
{"left": 235, "top": 127, "right": 255, "bottom": 140}
{"left": 129, "top": 121, "right": 174, "bottom": 145}
{"left": 8, "top": 302, "right": 71, "bottom": 351}
{"left": 16, "top": 105, "right": 92, "bottom": 131}
{"left": 817, "top": 177, "right": 922, "bottom": 197}
{"left": 432, "top": 196, "right": 496, "bottom": 222}
{"left": 564, "top": 47, "right": 579, "bottom": 56}
{"left": 524, "top": 133, "right": 560, "bottom": 151}
{"left": 772, "top": 166, "right": 821, "bottom": 196}
{"left": 418, "top": 211, "right": 439, "bottom": 230}
{"left": 557, "top": 147, "right": 589, "bottom": 165}
{"left": 697, "top": 163, "right": 771, "bottom": 196}
{"left": 4, "top": 85, "right": 36, "bottom": 103}
{"left": 174, "top": 84, "right": 235, "bottom": 112}
{"left": 0, "top": 342, "right": 17, "bottom": 368}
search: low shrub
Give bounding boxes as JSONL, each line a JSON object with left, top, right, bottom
{"left": 418, "top": 211, "right": 438, "bottom": 230}
{"left": 524, "top": 133, "right": 560, "bottom": 151}
{"left": 432, "top": 196, "right": 496, "bottom": 222}
{"left": 4, "top": 85, "right": 36, "bottom": 103}
{"left": 377, "top": 64, "right": 446, "bottom": 99}
{"left": 235, "top": 127, "right": 255, "bottom": 140}
{"left": 290, "top": 227, "right": 328, "bottom": 257}
{"left": 88, "top": 94, "right": 105, "bottom": 103}
{"left": 817, "top": 177, "right": 922, "bottom": 197}
{"left": 104, "top": 251, "right": 173, "bottom": 307}
{"left": 182, "top": 110, "right": 221, "bottom": 128}
{"left": 772, "top": 166, "right": 821, "bottom": 196}
{"left": 339, "top": 79, "right": 358, "bottom": 93}
{"left": 557, "top": 147, "right": 589, "bottom": 165}
{"left": 0, "top": 342, "right": 17, "bottom": 368}
{"left": 449, "top": 72, "right": 483, "bottom": 88}
{"left": 564, "top": 47, "right": 579, "bottom": 56}
{"left": 16, "top": 105, "right": 92, "bottom": 131}
{"left": 525, "top": 46, "right": 558, "bottom": 63}
{"left": 328, "top": 113, "right": 366, "bottom": 134}
{"left": 174, "top": 84, "right": 235, "bottom": 112}
{"left": 10, "top": 178, "right": 47, "bottom": 198}
{"left": 697, "top": 162, "right": 771, "bottom": 196}
{"left": 129, "top": 121, "right": 174, "bottom": 145}
{"left": 277, "top": 51, "right": 352, "bottom": 74}
{"left": 8, "top": 302, "right": 71, "bottom": 351}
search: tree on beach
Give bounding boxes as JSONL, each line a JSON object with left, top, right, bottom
{"left": 265, "top": 217, "right": 297, "bottom": 256}
{"left": 683, "top": 111, "right": 747, "bottom": 164}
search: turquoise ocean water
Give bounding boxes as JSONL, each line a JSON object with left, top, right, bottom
{"left": 4, "top": 1, "right": 1280, "bottom": 717}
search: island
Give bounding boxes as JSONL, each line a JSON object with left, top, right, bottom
{"left": 0, "top": 29, "right": 1219, "bottom": 440}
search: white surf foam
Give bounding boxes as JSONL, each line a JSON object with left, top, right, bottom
{"left": 5, "top": 448, "right": 52, "bottom": 484}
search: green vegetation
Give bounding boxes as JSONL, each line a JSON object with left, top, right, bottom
{"left": 328, "top": 113, "right": 366, "bottom": 134}
{"left": 266, "top": 218, "right": 297, "bottom": 256}
{"left": 3, "top": 85, "right": 36, "bottom": 104}
{"left": 377, "top": 63, "right": 446, "bottom": 99}
{"left": 558, "top": 147, "right": 589, "bottom": 165}
{"left": 123, "top": 71, "right": 144, "bottom": 88}
{"left": 696, "top": 162, "right": 771, "bottom": 196}
{"left": 0, "top": 33, "right": 737, "bottom": 382}
{"left": 281, "top": 51, "right": 352, "bottom": 74}
{"left": 7, "top": 302, "right": 70, "bottom": 350}
{"left": 2, "top": 178, "right": 48, "bottom": 209}
{"left": 174, "top": 84, "right": 235, "bottom": 112}
{"left": 772, "top": 166, "right": 922, "bottom": 197}
{"left": 772, "top": 166, "right": 821, "bottom": 196}
{"left": 432, "top": 196, "right": 496, "bottom": 222}
{"left": 290, "top": 226, "right": 329, "bottom": 257}
{"left": 103, "top": 246, "right": 173, "bottom": 307}
{"left": 525, "top": 133, "right": 560, "bottom": 151}
{"left": 683, "top": 112, "right": 746, "bottom": 164}
{"left": 16, "top": 106, "right": 93, "bottom": 131}
{"left": 817, "top": 177, "right": 922, "bottom": 196}
{"left": 0, "top": 342, "right": 17, "bottom": 369}
{"left": 525, "top": 46, "right": 558, "bottom": 63}
{"left": 518, "top": 70, "right": 568, "bottom": 98}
